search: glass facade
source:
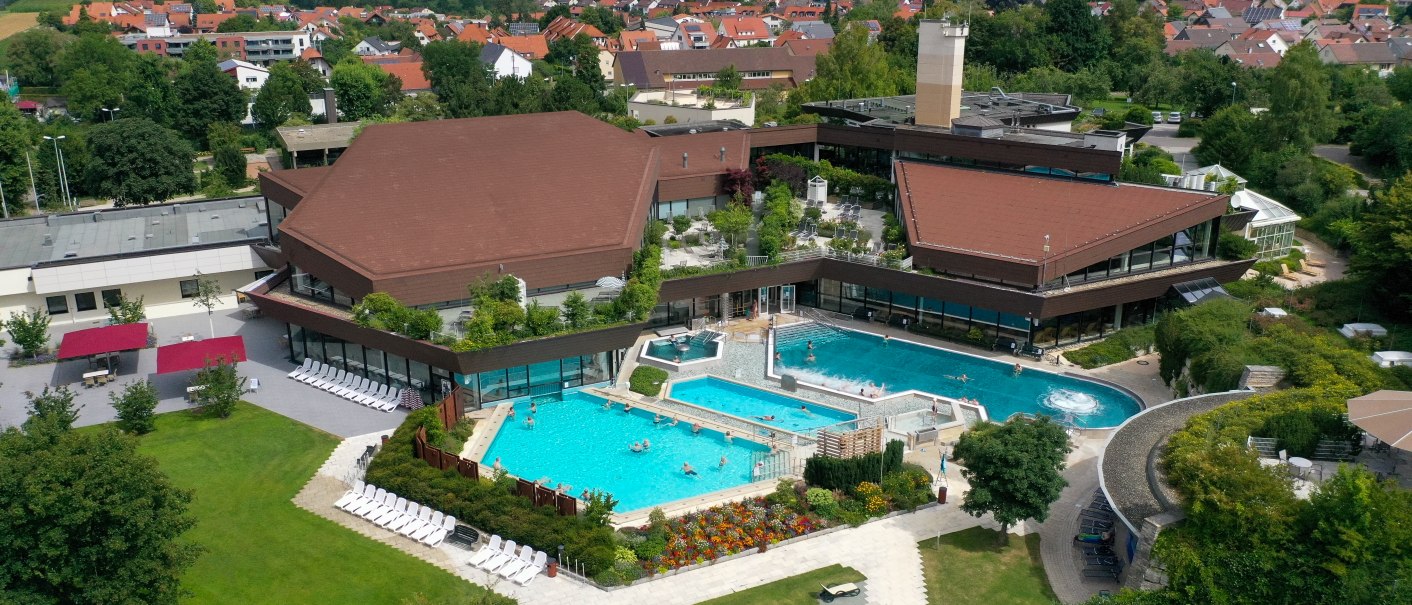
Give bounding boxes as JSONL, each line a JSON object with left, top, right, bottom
{"left": 289, "top": 267, "right": 356, "bottom": 308}
{"left": 653, "top": 196, "right": 722, "bottom": 220}
{"left": 802, "top": 278, "right": 1034, "bottom": 344}
{"left": 460, "top": 351, "right": 614, "bottom": 406}
{"left": 1249, "top": 222, "right": 1295, "bottom": 259}
{"left": 1047, "top": 220, "right": 1219, "bottom": 289}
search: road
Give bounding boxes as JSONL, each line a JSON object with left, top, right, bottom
{"left": 1136, "top": 123, "right": 1201, "bottom": 171}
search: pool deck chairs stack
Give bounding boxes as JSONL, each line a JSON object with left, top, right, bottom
{"left": 469, "top": 537, "right": 548, "bottom": 585}
{"left": 287, "top": 360, "right": 407, "bottom": 412}
{"left": 333, "top": 480, "right": 458, "bottom": 548}
{"left": 1075, "top": 489, "right": 1122, "bottom": 582}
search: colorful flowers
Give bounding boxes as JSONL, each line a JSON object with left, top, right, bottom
{"left": 646, "top": 498, "right": 822, "bottom": 571}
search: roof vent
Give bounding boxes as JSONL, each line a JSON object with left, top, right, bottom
{"left": 172, "top": 204, "right": 181, "bottom": 213}
{"left": 146, "top": 234, "right": 153, "bottom": 239}
{"left": 63, "top": 251, "right": 78, "bottom": 258}
{"left": 152, "top": 219, "right": 161, "bottom": 225}
{"left": 92, "top": 212, "right": 101, "bottom": 222}
{"left": 238, "top": 201, "right": 247, "bottom": 208}
{"left": 191, "top": 236, "right": 200, "bottom": 244}
{"left": 211, "top": 214, "right": 220, "bottom": 220}
{"left": 127, "top": 235, "right": 136, "bottom": 241}
{"left": 41, "top": 234, "right": 52, "bottom": 246}
{"left": 160, "top": 210, "right": 168, "bottom": 216}
{"left": 719, "top": 146, "right": 726, "bottom": 161}
{"left": 688, "top": 128, "right": 698, "bottom": 134}
{"left": 257, "top": 220, "right": 269, "bottom": 227}
{"left": 682, "top": 152, "right": 688, "bottom": 168}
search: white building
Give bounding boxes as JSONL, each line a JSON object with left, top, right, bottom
{"left": 1165, "top": 164, "right": 1299, "bottom": 259}
{"left": 628, "top": 89, "right": 756, "bottom": 125}
{"left": 0, "top": 198, "right": 274, "bottom": 324}
{"left": 479, "top": 43, "right": 534, "bottom": 79}
{"left": 219, "top": 59, "right": 271, "bottom": 91}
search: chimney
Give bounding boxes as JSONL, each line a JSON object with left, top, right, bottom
{"left": 915, "top": 19, "right": 969, "bottom": 128}
{"left": 682, "top": 152, "right": 689, "bottom": 168}
{"left": 719, "top": 146, "right": 726, "bottom": 161}
{"left": 323, "top": 87, "right": 337, "bottom": 124}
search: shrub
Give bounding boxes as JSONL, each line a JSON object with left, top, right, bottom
{"left": 671, "top": 214, "right": 691, "bottom": 235}
{"left": 110, "top": 380, "right": 159, "bottom": 435}
{"left": 881, "top": 469, "right": 934, "bottom": 510}
{"left": 803, "top": 440, "right": 904, "bottom": 491}
{"left": 628, "top": 366, "right": 668, "bottom": 396}
{"left": 855, "top": 481, "right": 888, "bottom": 515}
{"left": 644, "top": 219, "right": 668, "bottom": 244}
{"left": 1064, "top": 325, "right": 1156, "bottom": 369}
{"left": 1217, "top": 235, "right": 1258, "bottom": 260}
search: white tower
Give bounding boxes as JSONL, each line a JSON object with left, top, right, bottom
{"left": 915, "top": 19, "right": 970, "bottom": 128}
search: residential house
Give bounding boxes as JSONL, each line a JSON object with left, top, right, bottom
{"left": 782, "top": 38, "right": 832, "bottom": 57}
{"left": 220, "top": 58, "right": 271, "bottom": 90}
{"left": 618, "top": 30, "right": 660, "bottom": 51}
{"left": 1391, "top": 37, "right": 1412, "bottom": 65}
{"left": 1354, "top": 3, "right": 1390, "bottom": 18}
{"left": 480, "top": 43, "right": 535, "bottom": 79}
{"left": 790, "top": 20, "right": 835, "bottom": 40}
{"left": 123, "top": 31, "right": 313, "bottom": 64}
{"left": 717, "top": 16, "right": 774, "bottom": 46}
{"left": 354, "top": 36, "right": 400, "bottom": 56}
{"left": 543, "top": 16, "right": 608, "bottom": 46}
{"left": 613, "top": 47, "right": 818, "bottom": 90}
{"left": 671, "top": 21, "right": 718, "bottom": 49}
{"left": 371, "top": 60, "right": 432, "bottom": 95}
{"left": 1318, "top": 41, "right": 1397, "bottom": 74}
{"left": 644, "top": 15, "right": 685, "bottom": 39}
{"left": 301, "top": 48, "right": 333, "bottom": 77}
{"left": 497, "top": 34, "right": 551, "bottom": 60}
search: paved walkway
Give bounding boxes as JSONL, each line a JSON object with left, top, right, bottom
{"left": 1037, "top": 456, "right": 1115, "bottom": 604}
{"left": 0, "top": 308, "right": 404, "bottom": 437}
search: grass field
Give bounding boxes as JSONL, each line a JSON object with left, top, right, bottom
{"left": 4, "top": 0, "right": 72, "bottom": 13}
{"left": 0, "top": 12, "right": 37, "bottom": 39}
{"left": 135, "top": 403, "right": 507, "bottom": 605}
{"left": 699, "top": 564, "right": 867, "bottom": 605}
{"left": 920, "top": 528, "right": 1057, "bottom": 605}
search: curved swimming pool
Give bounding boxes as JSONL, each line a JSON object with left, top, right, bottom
{"left": 773, "top": 324, "right": 1142, "bottom": 428}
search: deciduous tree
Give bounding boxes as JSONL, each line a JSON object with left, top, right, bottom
{"left": 2, "top": 28, "right": 72, "bottom": 87}
{"left": 1045, "top": 0, "right": 1110, "bottom": 71}
{"left": 1264, "top": 42, "right": 1335, "bottom": 152}
{"left": 110, "top": 380, "right": 159, "bottom": 435}
{"left": 252, "top": 62, "right": 314, "bottom": 128}
{"left": 330, "top": 59, "right": 399, "bottom": 121}
{"left": 191, "top": 358, "right": 246, "bottom": 418}
{"left": 6, "top": 308, "right": 50, "bottom": 358}
{"left": 0, "top": 100, "right": 36, "bottom": 217}
{"left": 190, "top": 271, "right": 224, "bottom": 337}
{"left": 1193, "top": 104, "right": 1257, "bottom": 171}
{"left": 22, "top": 385, "right": 81, "bottom": 438}
{"left": 207, "top": 122, "right": 247, "bottom": 188}
{"left": 84, "top": 118, "right": 195, "bottom": 206}
{"left": 1349, "top": 173, "right": 1412, "bottom": 307}
{"left": 172, "top": 41, "right": 247, "bottom": 140}
{"left": 795, "top": 26, "right": 899, "bottom": 102}
{"left": 951, "top": 416, "right": 1071, "bottom": 544}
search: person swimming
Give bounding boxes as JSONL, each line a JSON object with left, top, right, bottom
{"left": 682, "top": 462, "right": 698, "bottom": 476}
{"left": 526, "top": 416, "right": 535, "bottom": 429}
{"left": 602, "top": 400, "right": 611, "bottom": 410}
{"left": 724, "top": 431, "right": 733, "bottom": 444}
{"left": 1013, "top": 363, "right": 1023, "bottom": 376}
{"left": 529, "top": 401, "right": 538, "bottom": 414}
{"left": 643, "top": 438, "right": 651, "bottom": 450}
{"left": 669, "top": 417, "right": 679, "bottom": 427}
{"left": 719, "top": 455, "right": 729, "bottom": 467}
{"left": 691, "top": 422, "right": 702, "bottom": 434}
{"left": 806, "top": 352, "right": 816, "bottom": 363}
{"left": 957, "top": 374, "right": 971, "bottom": 384}
{"left": 624, "top": 402, "right": 632, "bottom": 412}
{"left": 799, "top": 404, "right": 810, "bottom": 415}
{"left": 631, "top": 441, "right": 643, "bottom": 453}
{"left": 653, "top": 413, "right": 662, "bottom": 424}
{"left": 807, "top": 340, "right": 814, "bottom": 350}
{"left": 774, "top": 351, "right": 782, "bottom": 362}
{"left": 883, "top": 334, "right": 891, "bottom": 345}
{"left": 507, "top": 406, "right": 516, "bottom": 419}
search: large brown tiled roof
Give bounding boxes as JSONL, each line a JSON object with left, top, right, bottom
{"left": 279, "top": 112, "right": 658, "bottom": 288}
{"left": 651, "top": 130, "right": 750, "bottom": 179}
{"left": 615, "top": 47, "right": 817, "bottom": 88}
{"left": 895, "top": 161, "right": 1225, "bottom": 265}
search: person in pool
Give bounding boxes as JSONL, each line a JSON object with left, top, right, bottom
{"left": 724, "top": 431, "right": 733, "bottom": 444}
{"left": 631, "top": 441, "right": 643, "bottom": 452}
{"left": 883, "top": 334, "right": 891, "bottom": 345}
{"left": 1013, "top": 363, "right": 1023, "bottom": 376}
{"left": 799, "top": 404, "right": 811, "bottom": 415}
{"left": 507, "top": 406, "right": 516, "bottom": 419}
{"left": 774, "top": 351, "right": 782, "bottom": 362}
{"left": 526, "top": 416, "right": 536, "bottom": 429}
{"left": 669, "top": 417, "right": 679, "bottom": 427}
{"left": 529, "top": 401, "right": 538, "bottom": 414}
{"left": 492, "top": 457, "right": 503, "bottom": 471}
{"left": 806, "top": 352, "right": 816, "bottom": 363}
{"left": 653, "top": 413, "right": 662, "bottom": 424}
{"left": 692, "top": 422, "right": 702, "bottom": 434}
{"left": 602, "top": 400, "right": 611, "bottom": 410}
{"left": 755, "top": 415, "right": 776, "bottom": 421}
{"left": 683, "top": 462, "right": 698, "bottom": 476}
{"left": 957, "top": 374, "right": 971, "bottom": 384}
{"left": 643, "top": 438, "right": 651, "bottom": 450}
{"left": 719, "top": 455, "right": 728, "bottom": 467}
{"left": 624, "top": 402, "right": 632, "bottom": 412}
{"left": 807, "top": 340, "right": 814, "bottom": 350}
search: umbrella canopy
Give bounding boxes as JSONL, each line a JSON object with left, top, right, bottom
{"left": 57, "top": 323, "right": 149, "bottom": 360}
{"left": 1347, "top": 390, "right": 1412, "bottom": 450}
{"left": 595, "top": 276, "right": 625, "bottom": 289}
{"left": 400, "top": 388, "right": 424, "bottom": 410}
{"left": 156, "top": 336, "right": 247, "bottom": 374}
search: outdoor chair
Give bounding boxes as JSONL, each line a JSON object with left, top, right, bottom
{"left": 364, "top": 384, "right": 390, "bottom": 407}
{"left": 337, "top": 484, "right": 377, "bottom": 512}
{"left": 468, "top": 535, "right": 503, "bottom": 567}
{"left": 340, "top": 377, "right": 367, "bottom": 401}
{"left": 348, "top": 377, "right": 376, "bottom": 401}
{"left": 496, "top": 545, "right": 535, "bottom": 578}
{"left": 398, "top": 508, "right": 435, "bottom": 537}
{"left": 330, "top": 372, "right": 359, "bottom": 397}
{"left": 333, "top": 481, "right": 368, "bottom": 509}
{"left": 377, "top": 389, "right": 402, "bottom": 412}
{"left": 411, "top": 511, "right": 445, "bottom": 542}
{"left": 480, "top": 540, "right": 518, "bottom": 572}
{"left": 348, "top": 488, "right": 387, "bottom": 515}
{"left": 384, "top": 502, "right": 421, "bottom": 530}
{"left": 513, "top": 551, "right": 548, "bottom": 586}
{"left": 288, "top": 358, "right": 314, "bottom": 380}
{"left": 422, "top": 515, "right": 456, "bottom": 547}
{"left": 309, "top": 366, "right": 340, "bottom": 389}
{"left": 298, "top": 362, "right": 326, "bottom": 384}
{"left": 359, "top": 491, "right": 398, "bottom": 520}
{"left": 352, "top": 380, "right": 381, "bottom": 405}
{"left": 322, "top": 370, "right": 349, "bottom": 393}
{"left": 373, "top": 497, "right": 408, "bottom": 526}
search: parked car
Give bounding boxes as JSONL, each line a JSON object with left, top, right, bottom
{"left": 1168, "top": 112, "right": 1182, "bottom": 124}
{"left": 1150, "top": 111, "right": 1164, "bottom": 124}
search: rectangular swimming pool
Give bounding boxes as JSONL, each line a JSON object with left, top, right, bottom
{"left": 666, "top": 376, "right": 857, "bottom": 435}
{"left": 481, "top": 389, "right": 769, "bottom": 512}
{"left": 774, "top": 323, "right": 1141, "bottom": 428}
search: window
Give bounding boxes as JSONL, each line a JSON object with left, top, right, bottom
{"left": 180, "top": 279, "right": 200, "bottom": 298}
{"left": 254, "top": 270, "right": 273, "bottom": 280}
{"left": 743, "top": 71, "right": 770, "bottom": 79}
{"left": 46, "top": 295, "right": 68, "bottom": 315}
{"left": 102, "top": 289, "right": 123, "bottom": 307}
{"left": 75, "top": 292, "right": 98, "bottom": 312}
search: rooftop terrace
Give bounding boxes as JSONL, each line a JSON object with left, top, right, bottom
{"left": 802, "top": 90, "right": 1082, "bottom": 128}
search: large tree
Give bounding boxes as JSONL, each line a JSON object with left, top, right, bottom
{"left": 795, "top": 26, "right": 899, "bottom": 102}
{"left": 422, "top": 40, "right": 495, "bottom": 118}
{"left": 1176, "top": 49, "right": 1248, "bottom": 118}
{"left": 252, "top": 62, "right": 314, "bottom": 128}
{"left": 1349, "top": 173, "right": 1412, "bottom": 307}
{"left": 84, "top": 118, "right": 196, "bottom": 206}
{"left": 0, "top": 423, "right": 200, "bottom": 603}
{"left": 207, "top": 122, "right": 246, "bottom": 188}
{"left": 951, "top": 416, "right": 1071, "bottom": 544}
{"left": 2, "top": 28, "right": 73, "bottom": 88}
{"left": 1193, "top": 104, "right": 1258, "bottom": 171}
{"left": 0, "top": 100, "right": 36, "bottom": 217}
{"left": 329, "top": 59, "right": 398, "bottom": 121}
{"left": 123, "top": 53, "right": 179, "bottom": 127}
{"left": 172, "top": 42, "right": 247, "bottom": 141}
{"left": 1045, "top": 0, "right": 1111, "bottom": 71}
{"left": 546, "top": 34, "right": 605, "bottom": 93}
{"left": 1264, "top": 42, "right": 1335, "bottom": 152}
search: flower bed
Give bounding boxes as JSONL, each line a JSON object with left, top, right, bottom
{"left": 646, "top": 498, "right": 822, "bottom": 572}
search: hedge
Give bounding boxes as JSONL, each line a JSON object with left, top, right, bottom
{"left": 1064, "top": 325, "right": 1155, "bottom": 369}
{"left": 365, "top": 412, "right": 617, "bottom": 575}
{"left": 628, "top": 366, "right": 668, "bottom": 396}
{"left": 803, "top": 440, "right": 904, "bottom": 491}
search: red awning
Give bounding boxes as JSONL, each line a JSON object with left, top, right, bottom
{"left": 57, "top": 323, "right": 150, "bottom": 360}
{"left": 155, "top": 336, "right": 247, "bottom": 374}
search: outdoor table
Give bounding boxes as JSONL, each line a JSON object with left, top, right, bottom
{"left": 1288, "top": 457, "right": 1314, "bottom": 476}
{"left": 180, "top": 334, "right": 196, "bottom": 342}
{"left": 82, "top": 369, "right": 109, "bottom": 387}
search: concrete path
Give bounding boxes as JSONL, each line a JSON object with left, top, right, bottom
{"left": 0, "top": 308, "right": 405, "bottom": 437}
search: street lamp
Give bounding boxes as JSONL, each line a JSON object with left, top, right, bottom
{"left": 1230, "top": 81, "right": 1238, "bottom": 106}
{"left": 41, "top": 135, "right": 72, "bottom": 210}
{"left": 100, "top": 107, "right": 121, "bottom": 122}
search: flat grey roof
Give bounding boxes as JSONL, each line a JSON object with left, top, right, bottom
{"left": 277, "top": 122, "right": 363, "bottom": 152}
{"left": 0, "top": 197, "right": 270, "bottom": 270}
{"left": 802, "top": 90, "right": 1081, "bottom": 126}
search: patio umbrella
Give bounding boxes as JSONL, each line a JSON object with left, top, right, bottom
{"left": 595, "top": 276, "right": 625, "bottom": 289}
{"left": 400, "top": 388, "right": 425, "bottom": 411}
{"left": 1347, "top": 390, "right": 1412, "bottom": 450}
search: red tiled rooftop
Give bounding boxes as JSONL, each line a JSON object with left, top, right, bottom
{"left": 895, "top": 161, "right": 1226, "bottom": 265}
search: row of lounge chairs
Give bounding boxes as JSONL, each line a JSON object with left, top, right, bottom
{"left": 288, "top": 358, "right": 403, "bottom": 412}
{"left": 837, "top": 203, "right": 861, "bottom": 221}
{"left": 467, "top": 535, "right": 548, "bottom": 586}
{"left": 1077, "top": 490, "right": 1122, "bottom": 581}
{"left": 334, "top": 480, "right": 455, "bottom": 547}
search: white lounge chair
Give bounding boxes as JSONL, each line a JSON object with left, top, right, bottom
{"left": 361, "top": 492, "right": 400, "bottom": 521}
{"left": 468, "top": 535, "right": 503, "bottom": 567}
{"left": 422, "top": 515, "right": 456, "bottom": 547}
{"left": 385, "top": 502, "right": 421, "bottom": 531}
{"left": 335, "top": 375, "right": 364, "bottom": 399}
{"left": 362, "top": 384, "right": 389, "bottom": 407}
{"left": 513, "top": 551, "right": 547, "bottom": 586}
{"left": 333, "top": 480, "right": 366, "bottom": 509}
{"left": 288, "top": 358, "right": 314, "bottom": 379}
{"left": 480, "top": 540, "right": 517, "bottom": 572}
{"left": 300, "top": 362, "right": 329, "bottom": 385}
{"left": 411, "top": 511, "right": 444, "bottom": 542}
{"left": 321, "top": 369, "right": 348, "bottom": 392}
{"left": 350, "top": 488, "right": 388, "bottom": 516}
{"left": 346, "top": 377, "right": 372, "bottom": 401}
{"left": 398, "top": 507, "right": 433, "bottom": 537}
{"left": 373, "top": 497, "right": 407, "bottom": 525}
{"left": 351, "top": 380, "right": 379, "bottom": 405}
{"left": 308, "top": 365, "right": 338, "bottom": 389}
{"left": 497, "top": 545, "right": 534, "bottom": 578}
{"left": 339, "top": 484, "right": 380, "bottom": 513}
{"left": 377, "top": 388, "right": 401, "bottom": 412}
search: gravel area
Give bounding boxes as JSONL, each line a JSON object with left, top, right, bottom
{"left": 1099, "top": 390, "right": 1255, "bottom": 531}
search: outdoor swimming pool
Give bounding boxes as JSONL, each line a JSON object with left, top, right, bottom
{"left": 643, "top": 332, "right": 720, "bottom": 363}
{"left": 667, "top": 376, "right": 857, "bottom": 435}
{"left": 774, "top": 324, "right": 1142, "bottom": 428}
{"left": 481, "top": 389, "right": 769, "bottom": 512}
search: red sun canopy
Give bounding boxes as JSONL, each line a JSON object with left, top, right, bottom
{"left": 57, "top": 323, "right": 150, "bottom": 360}
{"left": 156, "top": 336, "right": 247, "bottom": 374}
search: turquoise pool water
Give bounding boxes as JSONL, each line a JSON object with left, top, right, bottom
{"left": 481, "top": 389, "right": 768, "bottom": 512}
{"left": 774, "top": 324, "right": 1141, "bottom": 428}
{"left": 667, "top": 376, "right": 857, "bottom": 435}
{"left": 645, "top": 335, "right": 718, "bottom": 362}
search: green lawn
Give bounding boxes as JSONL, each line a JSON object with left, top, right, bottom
{"left": 4, "top": 0, "right": 73, "bottom": 13}
{"left": 135, "top": 403, "right": 507, "bottom": 604}
{"left": 698, "top": 564, "right": 866, "bottom": 605}
{"left": 920, "top": 527, "right": 1056, "bottom": 605}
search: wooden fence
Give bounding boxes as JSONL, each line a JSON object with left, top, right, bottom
{"left": 409, "top": 390, "right": 577, "bottom": 516}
